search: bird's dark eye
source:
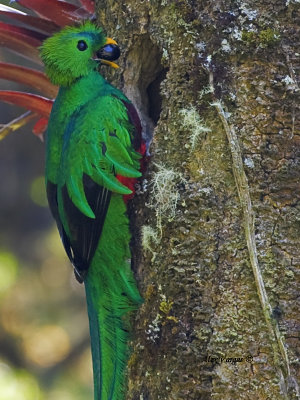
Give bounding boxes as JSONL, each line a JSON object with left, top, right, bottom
{"left": 77, "top": 40, "right": 88, "bottom": 51}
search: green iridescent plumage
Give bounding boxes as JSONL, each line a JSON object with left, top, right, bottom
{"left": 41, "top": 21, "right": 143, "bottom": 400}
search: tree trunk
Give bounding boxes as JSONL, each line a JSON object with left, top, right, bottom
{"left": 96, "top": 1, "right": 300, "bottom": 399}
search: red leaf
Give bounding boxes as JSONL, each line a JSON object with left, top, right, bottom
{"left": 0, "top": 62, "right": 58, "bottom": 98}
{"left": 79, "top": 0, "right": 95, "bottom": 13}
{"left": 0, "top": 91, "right": 53, "bottom": 118}
{"left": 0, "top": 63, "right": 58, "bottom": 98}
{"left": 16, "top": 0, "right": 90, "bottom": 27}
{"left": 0, "top": 21, "right": 47, "bottom": 41}
{"left": 0, "top": 4, "right": 25, "bottom": 15}
{"left": 0, "top": 5, "right": 59, "bottom": 35}
{"left": 0, "top": 21, "right": 44, "bottom": 64}
{"left": 33, "top": 117, "right": 48, "bottom": 140}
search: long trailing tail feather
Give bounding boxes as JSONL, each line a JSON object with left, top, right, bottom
{"left": 85, "top": 283, "right": 102, "bottom": 397}
{"left": 84, "top": 194, "right": 142, "bottom": 400}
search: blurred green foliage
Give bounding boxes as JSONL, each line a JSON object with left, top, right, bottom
{"left": 0, "top": 224, "right": 94, "bottom": 399}
{"left": 0, "top": 1, "right": 97, "bottom": 397}
{"left": 0, "top": 20, "right": 94, "bottom": 400}
{"left": 0, "top": 252, "right": 18, "bottom": 294}
{"left": 0, "top": 363, "right": 41, "bottom": 400}
{"left": 30, "top": 177, "right": 48, "bottom": 208}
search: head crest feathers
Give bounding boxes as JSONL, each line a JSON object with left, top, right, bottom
{"left": 40, "top": 21, "right": 105, "bottom": 86}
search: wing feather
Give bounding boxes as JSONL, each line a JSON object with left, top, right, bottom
{"left": 46, "top": 95, "right": 142, "bottom": 281}
{"left": 58, "top": 95, "right": 141, "bottom": 219}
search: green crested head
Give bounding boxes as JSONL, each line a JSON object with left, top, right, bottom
{"left": 40, "top": 21, "right": 120, "bottom": 87}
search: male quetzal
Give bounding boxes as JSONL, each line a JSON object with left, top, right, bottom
{"left": 40, "top": 21, "right": 145, "bottom": 400}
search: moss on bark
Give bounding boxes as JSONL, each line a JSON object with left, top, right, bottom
{"left": 96, "top": 1, "right": 300, "bottom": 398}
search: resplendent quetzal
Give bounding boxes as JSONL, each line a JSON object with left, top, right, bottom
{"left": 40, "top": 21, "right": 145, "bottom": 400}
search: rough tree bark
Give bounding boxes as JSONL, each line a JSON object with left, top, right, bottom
{"left": 96, "top": 1, "right": 300, "bottom": 399}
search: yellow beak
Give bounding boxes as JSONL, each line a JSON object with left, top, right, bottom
{"left": 105, "top": 37, "right": 118, "bottom": 45}
{"left": 101, "top": 60, "right": 119, "bottom": 69}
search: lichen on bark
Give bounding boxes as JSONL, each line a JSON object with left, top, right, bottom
{"left": 96, "top": 0, "right": 300, "bottom": 399}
